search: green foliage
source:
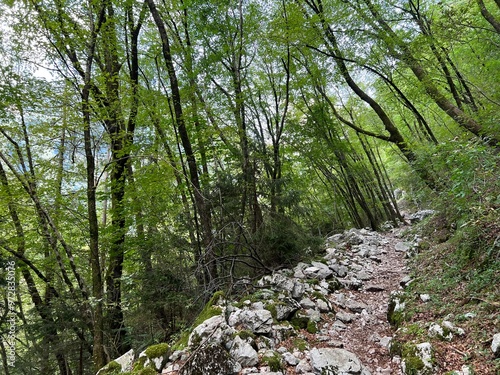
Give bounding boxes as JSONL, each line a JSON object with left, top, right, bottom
{"left": 290, "top": 311, "right": 309, "bottom": 330}
{"left": 262, "top": 352, "right": 283, "bottom": 372}
{"left": 255, "top": 214, "right": 323, "bottom": 268}
{"left": 292, "top": 338, "right": 308, "bottom": 351}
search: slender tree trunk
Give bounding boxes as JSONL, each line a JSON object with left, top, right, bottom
{"left": 147, "top": 0, "right": 218, "bottom": 290}
{"left": 477, "top": 0, "right": 500, "bottom": 33}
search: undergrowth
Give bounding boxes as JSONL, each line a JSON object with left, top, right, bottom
{"left": 394, "top": 140, "right": 500, "bottom": 374}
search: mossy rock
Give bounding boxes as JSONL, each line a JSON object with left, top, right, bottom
{"left": 232, "top": 330, "right": 256, "bottom": 341}
{"left": 145, "top": 343, "right": 170, "bottom": 359}
{"left": 173, "top": 290, "right": 225, "bottom": 351}
{"left": 311, "top": 291, "right": 328, "bottom": 302}
{"left": 387, "top": 292, "right": 407, "bottom": 328}
{"left": 265, "top": 302, "right": 278, "bottom": 320}
{"left": 132, "top": 356, "right": 147, "bottom": 371}
{"left": 172, "top": 330, "right": 191, "bottom": 351}
{"left": 401, "top": 343, "right": 434, "bottom": 375}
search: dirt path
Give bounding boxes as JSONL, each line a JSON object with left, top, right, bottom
{"left": 324, "top": 226, "right": 409, "bottom": 375}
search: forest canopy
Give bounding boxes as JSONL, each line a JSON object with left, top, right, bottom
{"left": 0, "top": 0, "right": 499, "bottom": 373}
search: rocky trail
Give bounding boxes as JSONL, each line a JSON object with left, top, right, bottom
{"left": 98, "top": 210, "right": 498, "bottom": 374}
{"left": 322, "top": 225, "right": 409, "bottom": 375}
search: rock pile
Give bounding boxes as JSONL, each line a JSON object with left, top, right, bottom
{"left": 101, "top": 212, "right": 493, "bottom": 375}
{"left": 161, "top": 227, "right": 398, "bottom": 375}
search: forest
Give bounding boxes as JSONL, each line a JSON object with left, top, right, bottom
{"left": 0, "top": 0, "right": 499, "bottom": 374}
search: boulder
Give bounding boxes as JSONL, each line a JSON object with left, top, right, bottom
{"left": 189, "top": 315, "right": 235, "bottom": 347}
{"left": 229, "top": 335, "right": 258, "bottom": 367}
{"left": 400, "top": 342, "right": 434, "bottom": 375}
{"left": 139, "top": 343, "right": 170, "bottom": 372}
{"left": 239, "top": 309, "right": 274, "bottom": 334}
{"left": 309, "top": 348, "right": 371, "bottom": 374}
{"left": 274, "top": 297, "right": 300, "bottom": 321}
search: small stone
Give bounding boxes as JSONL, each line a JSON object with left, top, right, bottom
{"left": 336, "top": 311, "right": 355, "bottom": 323}
{"left": 357, "top": 270, "right": 372, "bottom": 281}
{"left": 442, "top": 320, "right": 465, "bottom": 336}
{"left": 420, "top": 294, "right": 431, "bottom": 303}
{"left": 400, "top": 276, "right": 412, "bottom": 287}
{"left": 365, "top": 284, "right": 385, "bottom": 292}
{"left": 378, "top": 336, "right": 392, "bottom": 349}
{"left": 428, "top": 323, "right": 453, "bottom": 341}
{"left": 316, "top": 299, "right": 331, "bottom": 312}
{"left": 282, "top": 351, "right": 300, "bottom": 365}
{"left": 345, "top": 299, "right": 369, "bottom": 313}
{"left": 395, "top": 242, "right": 411, "bottom": 252}
{"left": 296, "top": 359, "right": 312, "bottom": 374}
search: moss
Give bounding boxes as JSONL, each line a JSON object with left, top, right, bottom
{"left": 401, "top": 343, "right": 433, "bottom": 375}
{"left": 136, "top": 368, "right": 157, "bottom": 375}
{"left": 290, "top": 311, "right": 309, "bottom": 330}
{"left": 172, "top": 330, "right": 190, "bottom": 351}
{"left": 265, "top": 303, "right": 278, "bottom": 320}
{"left": 312, "top": 291, "right": 328, "bottom": 303}
{"left": 404, "top": 323, "right": 426, "bottom": 337}
{"left": 307, "top": 320, "right": 318, "bottom": 334}
{"left": 232, "top": 330, "right": 256, "bottom": 341}
{"left": 132, "top": 356, "right": 147, "bottom": 371}
{"left": 144, "top": 343, "right": 170, "bottom": 359}
{"left": 327, "top": 278, "right": 342, "bottom": 292}
{"left": 389, "top": 340, "right": 402, "bottom": 357}
{"left": 262, "top": 352, "right": 283, "bottom": 372}
{"left": 190, "top": 331, "right": 202, "bottom": 347}
{"left": 387, "top": 292, "right": 407, "bottom": 328}
{"left": 101, "top": 360, "right": 121, "bottom": 374}
{"left": 193, "top": 292, "right": 225, "bottom": 327}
